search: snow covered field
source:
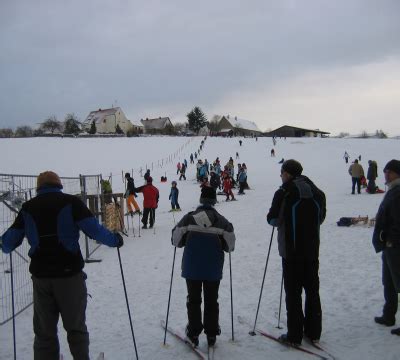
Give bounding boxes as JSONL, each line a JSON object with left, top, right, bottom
{"left": 0, "top": 136, "right": 399, "bottom": 360}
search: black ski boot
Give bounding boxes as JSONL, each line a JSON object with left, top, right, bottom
{"left": 278, "top": 334, "right": 301, "bottom": 346}
{"left": 207, "top": 336, "right": 216, "bottom": 347}
{"left": 375, "top": 316, "right": 395, "bottom": 326}
{"left": 185, "top": 326, "right": 199, "bottom": 347}
{"left": 391, "top": 327, "right": 400, "bottom": 335}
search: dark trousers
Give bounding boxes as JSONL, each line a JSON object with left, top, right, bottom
{"left": 238, "top": 182, "right": 246, "bottom": 194}
{"left": 382, "top": 248, "right": 400, "bottom": 320}
{"left": 32, "top": 272, "right": 89, "bottom": 360}
{"left": 351, "top": 177, "right": 361, "bottom": 194}
{"left": 186, "top": 279, "right": 220, "bottom": 337}
{"left": 142, "top": 208, "right": 155, "bottom": 227}
{"left": 171, "top": 200, "right": 180, "bottom": 210}
{"left": 179, "top": 173, "right": 186, "bottom": 180}
{"left": 282, "top": 258, "right": 322, "bottom": 343}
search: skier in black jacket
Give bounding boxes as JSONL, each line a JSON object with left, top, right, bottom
{"left": 0, "top": 171, "right": 123, "bottom": 360}
{"left": 267, "top": 160, "right": 326, "bottom": 345}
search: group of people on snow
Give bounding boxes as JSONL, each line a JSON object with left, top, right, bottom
{"left": 1, "top": 142, "right": 400, "bottom": 359}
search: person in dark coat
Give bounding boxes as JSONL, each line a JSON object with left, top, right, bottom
{"left": 367, "top": 160, "right": 378, "bottom": 194}
{"left": 179, "top": 163, "right": 187, "bottom": 181}
{"left": 144, "top": 169, "right": 151, "bottom": 182}
{"left": 171, "top": 187, "right": 236, "bottom": 347}
{"left": 136, "top": 176, "right": 159, "bottom": 229}
{"left": 267, "top": 160, "right": 326, "bottom": 345}
{"left": 0, "top": 171, "right": 123, "bottom": 360}
{"left": 124, "top": 173, "right": 141, "bottom": 215}
{"left": 372, "top": 160, "right": 400, "bottom": 335}
{"left": 210, "top": 170, "right": 221, "bottom": 192}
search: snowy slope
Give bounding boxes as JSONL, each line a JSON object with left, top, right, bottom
{"left": 1, "top": 136, "right": 399, "bottom": 360}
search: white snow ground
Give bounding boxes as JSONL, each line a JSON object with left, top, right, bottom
{"left": 0, "top": 136, "right": 399, "bottom": 360}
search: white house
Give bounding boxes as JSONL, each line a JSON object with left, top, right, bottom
{"left": 140, "top": 117, "right": 173, "bottom": 134}
{"left": 83, "top": 107, "right": 133, "bottom": 134}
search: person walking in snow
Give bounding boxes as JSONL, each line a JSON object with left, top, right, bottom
{"left": 271, "top": 149, "right": 275, "bottom": 157}
{"left": 169, "top": 181, "right": 181, "bottom": 211}
{"left": 177, "top": 162, "right": 181, "bottom": 175}
{"left": 267, "top": 160, "right": 326, "bottom": 345}
{"left": 0, "top": 171, "right": 123, "bottom": 360}
{"left": 348, "top": 159, "right": 364, "bottom": 194}
{"left": 184, "top": 159, "right": 188, "bottom": 168}
{"left": 373, "top": 160, "right": 400, "bottom": 335}
{"left": 124, "top": 173, "right": 141, "bottom": 216}
{"left": 344, "top": 151, "right": 350, "bottom": 164}
{"left": 239, "top": 139, "right": 242, "bottom": 146}
{"left": 136, "top": 176, "right": 159, "bottom": 229}
{"left": 223, "top": 173, "right": 235, "bottom": 201}
{"left": 171, "top": 186, "right": 236, "bottom": 347}
{"left": 190, "top": 153, "right": 194, "bottom": 164}
{"left": 179, "top": 163, "right": 187, "bottom": 181}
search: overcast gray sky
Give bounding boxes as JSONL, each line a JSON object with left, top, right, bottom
{"left": 1, "top": 0, "right": 399, "bottom": 135}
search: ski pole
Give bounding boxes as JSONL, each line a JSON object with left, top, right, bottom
{"left": 138, "top": 213, "right": 141, "bottom": 237}
{"left": 163, "top": 247, "right": 177, "bottom": 346}
{"left": 10, "top": 253, "right": 16, "bottom": 360}
{"left": 249, "top": 227, "right": 275, "bottom": 336}
{"left": 117, "top": 248, "right": 139, "bottom": 359}
{"left": 276, "top": 272, "right": 284, "bottom": 329}
{"left": 229, "top": 251, "right": 234, "bottom": 342}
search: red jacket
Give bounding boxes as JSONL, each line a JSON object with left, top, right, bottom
{"left": 223, "top": 177, "right": 233, "bottom": 192}
{"left": 136, "top": 184, "right": 159, "bottom": 209}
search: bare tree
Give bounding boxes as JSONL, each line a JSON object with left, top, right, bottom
{"left": 40, "top": 116, "right": 62, "bottom": 134}
{"left": 0, "top": 128, "right": 14, "bottom": 138}
{"left": 15, "top": 126, "right": 33, "bottom": 137}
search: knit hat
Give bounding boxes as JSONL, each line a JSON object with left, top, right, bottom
{"left": 200, "top": 186, "right": 217, "bottom": 206}
{"left": 147, "top": 176, "right": 153, "bottom": 183}
{"left": 125, "top": 172, "right": 130, "bottom": 178}
{"left": 281, "top": 159, "right": 303, "bottom": 177}
{"left": 37, "top": 171, "right": 63, "bottom": 190}
{"left": 383, "top": 159, "right": 400, "bottom": 175}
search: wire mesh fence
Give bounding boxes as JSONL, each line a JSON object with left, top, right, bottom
{"left": 0, "top": 173, "right": 103, "bottom": 326}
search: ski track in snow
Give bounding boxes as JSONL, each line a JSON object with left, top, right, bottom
{"left": 1, "top": 136, "right": 399, "bottom": 360}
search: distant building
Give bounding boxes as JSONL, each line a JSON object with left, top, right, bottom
{"left": 83, "top": 107, "right": 134, "bottom": 134}
{"left": 214, "top": 115, "right": 263, "bottom": 136}
{"left": 266, "top": 125, "right": 330, "bottom": 138}
{"left": 140, "top": 117, "right": 173, "bottom": 134}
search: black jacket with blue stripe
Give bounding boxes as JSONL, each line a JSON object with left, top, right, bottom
{"left": 267, "top": 176, "right": 326, "bottom": 260}
{"left": 1, "top": 186, "right": 119, "bottom": 277}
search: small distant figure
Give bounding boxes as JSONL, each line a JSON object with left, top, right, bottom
{"left": 236, "top": 152, "right": 239, "bottom": 159}
{"left": 195, "top": 152, "right": 198, "bottom": 159}
{"left": 169, "top": 181, "right": 181, "bottom": 211}
{"left": 223, "top": 173, "right": 235, "bottom": 201}
{"left": 144, "top": 169, "right": 151, "bottom": 182}
{"left": 367, "top": 160, "right": 378, "bottom": 194}
{"left": 176, "top": 162, "right": 181, "bottom": 175}
{"left": 359, "top": 155, "right": 362, "bottom": 161}
{"left": 239, "top": 140, "right": 242, "bottom": 146}
{"left": 344, "top": 151, "right": 350, "bottom": 164}
{"left": 190, "top": 153, "right": 194, "bottom": 164}
{"left": 256, "top": 137, "right": 258, "bottom": 141}
{"left": 179, "top": 163, "right": 187, "bottom": 181}
{"left": 184, "top": 159, "right": 188, "bottom": 168}
{"left": 278, "top": 158, "right": 284, "bottom": 164}
{"left": 271, "top": 149, "right": 275, "bottom": 157}
{"left": 273, "top": 137, "right": 277, "bottom": 146}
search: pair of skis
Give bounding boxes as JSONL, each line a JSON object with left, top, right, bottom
{"left": 238, "top": 316, "right": 335, "bottom": 360}
{"left": 161, "top": 320, "right": 215, "bottom": 360}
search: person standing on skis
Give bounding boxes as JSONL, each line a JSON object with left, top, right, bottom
{"left": 136, "top": 176, "right": 159, "bottom": 229}
{"left": 267, "top": 160, "right": 326, "bottom": 346}
{"left": 124, "top": 173, "right": 141, "bottom": 216}
{"left": 171, "top": 186, "right": 236, "bottom": 347}
{"left": 169, "top": 181, "right": 181, "bottom": 211}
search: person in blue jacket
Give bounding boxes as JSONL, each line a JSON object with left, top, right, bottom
{"left": 169, "top": 181, "right": 181, "bottom": 211}
{"left": 172, "top": 186, "right": 236, "bottom": 347}
{"left": 0, "top": 171, "right": 123, "bottom": 360}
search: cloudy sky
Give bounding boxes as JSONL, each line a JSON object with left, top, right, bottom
{"left": 1, "top": 0, "right": 399, "bottom": 135}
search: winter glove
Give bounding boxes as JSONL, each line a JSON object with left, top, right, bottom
{"left": 115, "top": 233, "right": 124, "bottom": 248}
{"left": 268, "top": 218, "right": 278, "bottom": 227}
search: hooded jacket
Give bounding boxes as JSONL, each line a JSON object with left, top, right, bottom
{"left": 172, "top": 205, "right": 235, "bottom": 281}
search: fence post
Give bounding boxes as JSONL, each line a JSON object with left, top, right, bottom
{"left": 80, "top": 175, "right": 90, "bottom": 262}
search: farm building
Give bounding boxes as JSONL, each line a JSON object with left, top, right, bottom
{"left": 140, "top": 117, "right": 173, "bottom": 134}
{"left": 266, "top": 125, "right": 330, "bottom": 138}
{"left": 214, "top": 115, "right": 263, "bottom": 136}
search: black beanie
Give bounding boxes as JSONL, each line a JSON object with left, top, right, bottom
{"left": 281, "top": 159, "right": 303, "bottom": 177}
{"left": 383, "top": 159, "right": 400, "bottom": 176}
{"left": 200, "top": 186, "right": 217, "bottom": 206}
